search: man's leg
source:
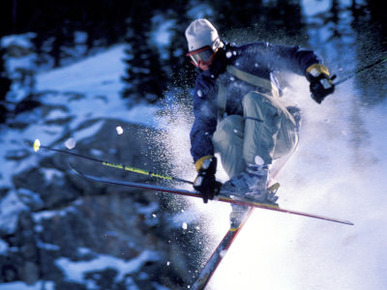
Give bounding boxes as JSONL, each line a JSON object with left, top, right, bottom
{"left": 212, "top": 115, "right": 249, "bottom": 227}
{"left": 274, "top": 106, "right": 299, "bottom": 159}
{"left": 212, "top": 115, "right": 245, "bottom": 178}
{"left": 222, "top": 92, "right": 298, "bottom": 202}
{"left": 242, "top": 91, "right": 298, "bottom": 165}
{"left": 213, "top": 95, "right": 299, "bottom": 225}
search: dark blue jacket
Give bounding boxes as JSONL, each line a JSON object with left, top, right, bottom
{"left": 190, "top": 42, "right": 322, "bottom": 163}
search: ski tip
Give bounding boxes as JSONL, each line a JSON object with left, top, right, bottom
{"left": 320, "top": 217, "right": 354, "bottom": 226}
{"left": 33, "top": 139, "right": 41, "bottom": 152}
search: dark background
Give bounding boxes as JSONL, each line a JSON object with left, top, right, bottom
{"left": 1, "top": 0, "right": 385, "bottom": 107}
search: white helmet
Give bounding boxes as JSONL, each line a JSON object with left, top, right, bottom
{"left": 185, "top": 19, "right": 224, "bottom": 52}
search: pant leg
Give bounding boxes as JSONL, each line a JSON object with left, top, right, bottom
{"left": 213, "top": 115, "right": 249, "bottom": 222}
{"left": 242, "top": 91, "right": 298, "bottom": 165}
{"left": 212, "top": 115, "right": 245, "bottom": 178}
{"left": 274, "top": 110, "right": 298, "bottom": 159}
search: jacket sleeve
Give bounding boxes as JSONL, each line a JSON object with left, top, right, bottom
{"left": 267, "top": 43, "right": 322, "bottom": 75}
{"left": 245, "top": 42, "right": 322, "bottom": 76}
{"left": 190, "top": 74, "right": 218, "bottom": 163}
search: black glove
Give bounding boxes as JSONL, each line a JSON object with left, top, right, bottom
{"left": 193, "top": 156, "right": 221, "bottom": 203}
{"left": 306, "top": 64, "right": 335, "bottom": 104}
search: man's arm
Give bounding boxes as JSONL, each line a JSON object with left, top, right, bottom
{"left": 190, "top": 74, "right": 221, "bottom": 202}
{"left": 265, "top": 44, "right": 335, "bottom": 103}
{"left": 190, "top": 74, "right": 218, "bottom": 162}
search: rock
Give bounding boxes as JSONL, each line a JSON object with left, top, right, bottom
{"left": 1, "top": 118, "right": 201, "bottom": 289}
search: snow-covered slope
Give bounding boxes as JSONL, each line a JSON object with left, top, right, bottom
{"left": 205, "top": 0, "right": 387, "bottom": 288}
{"left": 0, "top": 43, "right": 189, "bottom": 289}
{"left": 1, "top": 2, "right": 386, "bottom": 288}
{"left": 206, "top": 75, "right": 387, "bottom": 290}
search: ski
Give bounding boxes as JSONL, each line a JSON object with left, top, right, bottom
{"left": 191, "top": 153, "right": 298, "bottom": 289}
{"left": 190, "top": 207, "right": 253, "bottom": 290}
{"left": 71, "top": 163, "right": 353, "bottom": 289}
{"left": 70, "top": 165, "right": 354, "bottom": 226}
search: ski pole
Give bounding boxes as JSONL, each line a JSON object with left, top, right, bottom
{"left": 32, "top": 139, "right": 193, "bottom": 185}
{"left": 333, "top": 56, "right": 386, "bottom": 86}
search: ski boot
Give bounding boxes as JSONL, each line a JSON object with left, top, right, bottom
{"left": 221, "top": 163, "right": 269, "bottom": 203}
{"left": 228, "top": 182, "right": 280, "bottom": 228}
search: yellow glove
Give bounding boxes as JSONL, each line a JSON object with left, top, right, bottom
{"left": 193, "top": 155, "right": 221, "bottom": 203}
{"left": 306, "top": 64, "right": 335, "bottom": 104}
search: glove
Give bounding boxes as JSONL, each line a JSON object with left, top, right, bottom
{"left": 306, "top": 64, "right": 335, "bottom": 104}
{"left": 193, "top": 155, "right": 221, "bottom": 203}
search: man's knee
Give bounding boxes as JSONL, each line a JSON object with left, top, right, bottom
{"left": 214, "top": 115, "right": 244, "bottom": 140}
{"left": 243, "top": 91, "right": 279, "bottom": 119}
{"left": 242, "top": 91, "right": 265, "bottom": 110}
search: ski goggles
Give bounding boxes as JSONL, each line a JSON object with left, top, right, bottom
{"left": 186, "top": 46, "right": 216, "bottom": 67}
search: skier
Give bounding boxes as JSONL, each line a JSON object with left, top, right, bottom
{"left": 185, "top": 19, "right": 334, "bottom": 223}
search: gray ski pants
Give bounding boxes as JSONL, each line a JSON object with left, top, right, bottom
{"left": 212, "top": 91, "right": 298, "bottom": 178}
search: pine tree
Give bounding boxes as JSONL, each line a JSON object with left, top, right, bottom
{"left": 0, "top": 47, "right": 12, "bottom": 123}
{"left": 121, "top": 15, "right": 167, "bottom": 104}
